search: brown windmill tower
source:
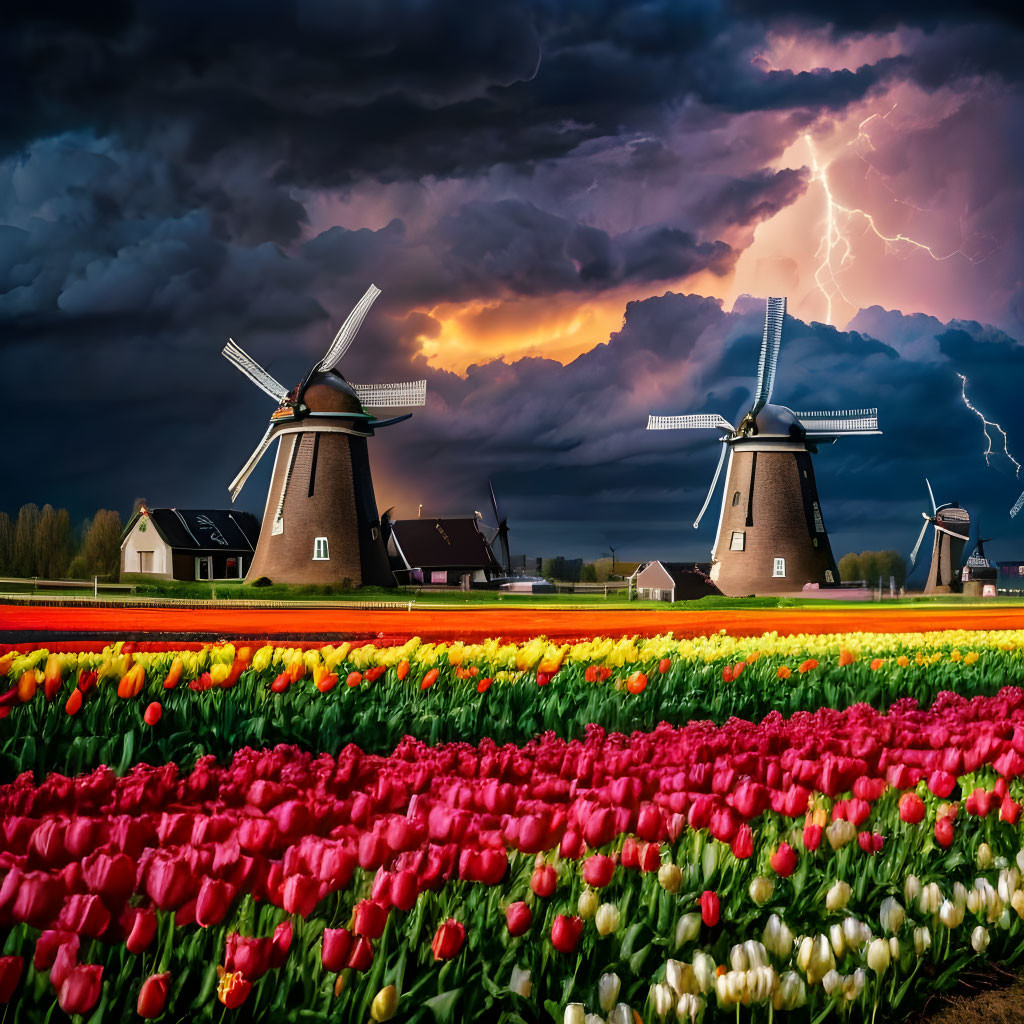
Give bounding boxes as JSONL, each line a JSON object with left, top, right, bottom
{"left": 909, "top": 480, "right": 971, "bottom": 594}
{"left": 222, "top": 285, "right": 425, "bottom": 586}
{"left": 648, "top": 297, "right": 881, "bottom": 596}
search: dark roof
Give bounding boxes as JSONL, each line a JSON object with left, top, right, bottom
{"left": 389, "top": 517, "right": 499, "bottom": 571}
{"left": 127, "top": 509, "right": 260, "bottom": 552}
{"left": 644, "top": 560, "right": 721, "bottom": 599}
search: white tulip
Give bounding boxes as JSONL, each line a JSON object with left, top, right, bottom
{"left": 609, "top": 1005, "right": 633, "bottom": 1024}
{"left": 1016, "top": 848, "right": 1024, "bottom": 874}
{"left": 744, "top": 940, "right": 768, "bottom": 971}
{"left": 939, "top": 899, "right": 964, "bottom": 929}
{"left": 746, "top": 965, "right": 777, "bottom": 1002}
{"left": 997, "top": 868, "right": 1020, "bottom": 904}
{"left": 843, "top": 968, "right": 866, "bottom": 1001}
{"left": 999, "top": 907, "right": 1012, "bottom": 930}
{"left": 866, "top": 937, "right": 890, "bottom": 976}
{"left": 977, "top": 842, "right": 994, "bottom": 869}
{"left": 652, "top": 982, "right": 675, "bottom": 1020}
{"left": 596, "top": 903, "right": 620, "bottom": 937}
{"left": 842, "top": 917, "right": 871, "bottom": 950}
{"left": 599, "top": 973, "right": 621, "bottom": 1014}
{"left": 763, "top": 914, "right": 794, "bottom": 959}
{"left": 826, "top": 820, "right": 856, "bottom": 850}
{"left": 971, "top": 925, "right": 990, "bottom": 952}
{"left": 829, "top": 923, "right": 846, "bottom": 959}
{"left": 584, "top": 1015, "right": 604, "bottom": 1024}
{"left": 919, "top": 882, "right": 942, "bottom": 915}
{"left": 578, "top": 888, "right": 598, "bottom": 919}
{"left": 729, "top": 943, "right": 748, "bottom": 973}
{"left": 904, "top": 874, "right": 921, "bottom": 905}
{"left": 665, "top": 960, "right": 684, "bottom": 996}
{"left": 772, "top": 972, "right": 806, "bottom": 1011}
{"left": 674, "top": 912, "right": 701, "bottom": 948}
{"left": 692, "top": 952, "right": 716, "bottom": 994}
{"left": 889, "top": 936, "right": 901, "bottom": 961}
{"left": 564, "top": 1004, "right": 585, "bottom": 1024}
{"left": 1013, "top": 890, "right": 1024, "bottom": 920}
{"left": 913, "top": 926, "right": 932, "bottom": 955}
{"left": 826, "top": 879, "right": 852, "bottom": 912}
{"left": 509, "top": 967, "right": 532, "bottom": 998}
{"left": 880, "top": 897, "right": 905, "bottom": 934}
{"left": 659, "top": 863, "right": 683, "bottom": 895}
{"left": 821, "top": 970, "right": 841, "bottom": 996}
{"left": 675, "top": 993, "right": 703, "bottom": 1022}
{"left": 750, "top": 875, "right": 774, "bottom": 905}
{"left": 953, "top": 882, "right": 968, "bottom": 911}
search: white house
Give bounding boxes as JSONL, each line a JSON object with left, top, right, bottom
{"left": 629, "top": 560, "right": 720, "bottom": 602}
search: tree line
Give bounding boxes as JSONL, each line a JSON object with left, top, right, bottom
{"left": 837, "top": 549, "right": 907, "bottom": 588}
{"left": 0, "top": 504, "right": 123, "bottom": 580}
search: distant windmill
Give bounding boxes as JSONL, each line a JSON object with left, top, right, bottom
{"left": 222, "top": 284, "right": 426, "bottom": 586}
{"left": 908, "top": 479, "right": 971, "bottom": 594}
{"left": 647, "top": 296, "right": 881, "bottom": 596}
{"left": 483, "top": 479, "right": 512, "bottom": 576}
{"left": 962, "top": 523, "right": 998, "bottom": 596}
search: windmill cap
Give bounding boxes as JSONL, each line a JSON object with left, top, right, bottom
{"left": 300, "top": 371, "right": 364, "bottom": 414}
{"left": 753, "top": 404, "right": 804, "bottom": 438}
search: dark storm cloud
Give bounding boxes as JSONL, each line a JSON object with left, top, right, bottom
{"left": 367, "top": 295, "right": 1024, "bottom": 561}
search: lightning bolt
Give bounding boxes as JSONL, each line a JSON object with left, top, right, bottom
{"left": 805, "top": 130, "right": 974, "bottom": 325}
{"left": 957, "top": 372, "right": 1021, "bottom": 477}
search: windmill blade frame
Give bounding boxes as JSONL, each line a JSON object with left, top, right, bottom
{"left": 315, "top": 284, "right": 382, "bottom": 376}
{"left": 925, "top": 478, "right": 938, "bottom": 516}
{"left": 693, "top": 442, "right": 730, "bottom": 529}
{"left": 488, "top": 478, "right": 512, "bottom": 576}
{"left": 751, "top": 296, "right": 786, "bottom": 415}
{"left": 352, "top": 380, "right": 427, "bottom": 408}
{"left": 647, "top": 413, "right": 734, "bottom": 432}
{"left": 228, "top": 423, "right": 277, "bottom": 502}
{"left": 222, "top": 339, "right": 289, "bottom": 403}
{"left": 909, "top": 514, "right": 930, "bottom": 568}
{"left": 793, "top": 409, "right": 879, "bottom": 434}
{"left": 1011, "top": 489, "right": 1024, "bottom": 518}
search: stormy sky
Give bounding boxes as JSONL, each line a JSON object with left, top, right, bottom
{"left": 3, "top": 0, "right": 1024, "bottom": 567}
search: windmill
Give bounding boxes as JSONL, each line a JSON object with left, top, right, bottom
{"left": 222, "top": 284, "right": 426, "bottom": 586}
{"left": 647, "top": 296, "right": 881, "bottom": 596}
{"left": 908, "top": 479, "right": 971, "bottom": 594}
{"left": 483, "top": 479, "right": 512, "bottom": 577}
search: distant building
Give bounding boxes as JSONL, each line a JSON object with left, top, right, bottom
{"left": 998, "top": 561, "right": 1024, "bottom": 593}
{"left": 120, "top": 508, "right": 260, "bottom": 581}
{"left": 629, "top": 560, "right": 721, "bottom": 602}
{"left": 385, "top": 515, "right": 502, "bottom": 586}
{"left": 510, "top": 555, "right": 543, "bottom": 577}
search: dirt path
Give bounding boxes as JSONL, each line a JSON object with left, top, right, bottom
{"left": 3, "top": 604, "right": 1023, "bottom": 643}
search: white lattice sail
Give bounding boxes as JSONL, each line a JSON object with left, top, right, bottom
{"left": 647, "top": 413, "right": 733, "bottom": 431}
{"left": 353, "top": 380, "right": 427, "bottom": 407}
{"left": 752, "top": 297, "right": 786, "bottom": 411}
{"left": 795, "top": 408, "right": 879, "bottom": 433}
{"left": 223, "top": 340, "right": 289, "bottom": 403}
{"left": 318, "top": 285, "right": 382, "bottom": 373}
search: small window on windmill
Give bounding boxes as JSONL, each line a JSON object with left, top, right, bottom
{"left": 731, "top": 491, "right": 740, "bottom": 506}
{"left": 773, "top": 557, "right": 786, "bottom": 578}
{"left": 371, "top": 527, "right": 380, "bottom": 541}
{"left": 730, "top": 531, "right": 745, "bottom": 551}
{"left": 313, "top": 537, "right": 329, "bottom": 560}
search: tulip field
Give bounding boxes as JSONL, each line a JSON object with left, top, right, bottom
{"left": 2, "top": 628, "right": 1024, "bottom": 1021}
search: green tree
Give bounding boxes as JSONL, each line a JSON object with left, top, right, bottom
{"left": 12, "top": 503, "right": 40, "bottom": 577}
{"left": 581, "top": 563, "right": 598, "bottom": 583}
{"left": 69, "top": 510, "right": 123, "bottom": 580}
{"left": 837, "top": 552, "right": 861, "bottom": 583}
{"left": 35, "top": 505, "right": 74, "bottom": 579}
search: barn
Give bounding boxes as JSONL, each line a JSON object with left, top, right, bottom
{"left": 385, "top": 515, "right": 501, "bottom": 586}
{"left": 629, "top": 560, "right": 721, "bottom": 602}
{"left": 120, "top": 507, "right": 260, "bottom": 581}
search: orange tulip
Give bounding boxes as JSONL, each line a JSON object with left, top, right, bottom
{"left": 17, "top": 669, "right": 38, "bottom": 703}
{"left": 838, "top": 649, "right": 855, "bottom": 667}
{"left": 626, "top": 671, "right": 647, "bottom": 694}
{"left": 286, "top": 659, "right": 305, "bottom": 683}
{"left": 162, "top": 657, "right": 183, "bottom": 690}
{"left": 0, "top": 652, "right": 14, "bottom": 677}
{"left": 798, "top": 659, "right": 818, "bottom": 674}
{"left": 346, "top": 671, "right": 363, "bottom": 688}
{"left": 476, "top": 677, "right": 492, "bottom": 693}
{"left": 316, "top": 671, "right": 339, "bottom": 693}
{"left": 65, "top": 688, "right": 83, "bottom": 716}
{"left": 870, "top": 658, "right": 884, "bottom": 671}
{"left": 270, "top": 672, "right": 290, "bottom": 693}
{"left": 776, "top": 666, "right": 792, "bottom": 680}
{"left": 396, "top": 660, "right": 410, "bottom": 681}
{"left": 217, "top": 971, "right": 252, "bottom": 1009}
{"left": 420, "top": 668, "right": 439, "bottom": 690}
{"left": 43, "top": 655, "right": 63, "bottom": 700}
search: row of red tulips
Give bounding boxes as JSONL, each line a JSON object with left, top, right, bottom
{"left": 3, "top": 685, "right": 1024, "bottom": 1019}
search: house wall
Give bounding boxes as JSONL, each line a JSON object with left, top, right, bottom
{"left": 120, "top": 518, "right": 174, "bottom": 579}
{"left": 635, "top": 562, "right": 674, "bottom": 592}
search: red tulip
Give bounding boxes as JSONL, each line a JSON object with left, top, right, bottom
{"left": 281, "top": 874, "right": 320, "bottom": 918}
{"left": 431, "top": 918, "right": 466, "bottom": 961}
{"left": 217, "top": 971, "right": 252, "bottom": 1009}
{"left": 224, "top": 935, "right": 271, "bottom": 979}
{"left": 659, "top": 658, "right": 671, "bottom": 674}
{"left": 83, "top": 851, "right": 136, "bottom": 904}
{"left": 50, "top": 939, "right": 79, "bottom": 991}
{"left": 346, "top": 936, "right": 374, "bottom": 972}
{"left": 506, "top": 901, "right": 532, "bottom": 936}
{"left": 934, "top": 815, "right": 955, "bottom": 848}
{"left": 0, "top": 956, "right": 24, "bottom": 1003}
{"left": 353, "top": 899, "right": 387, "bottom": 939}
{"left": 126, "top": 908, "right": 157, "bottom": 954}
{"left": 270, "top": 920, "right": 293, "bottom": 967}
{"left": 145, "top": 854, "right": 193, "bottom": 910}
{"left": 530, "top": 865, "right": 557, "bottom": 898}
{"left": 550, "top": 914, "right": 583, "bottom": 953}
{"left": 13, "top": 871, "right": 63, "bottom": 925}
{"left": 638, "top": 842, "right": 661, "bottom": 872}
{"left": 389, "top": 869, "right": 418, "bottom": 912}
{"left": 803, "top": 823, "right": 823, "bottom": 852}
{"left": 34, "top": 930, "right": 78, "bottom": 971}
{"left": 700, "top": 890, "right": 719, "bottom": 927}
{"left": 898, "top": 793, "right": 926, "bottom": 824}
{"left": 582, "top": 855, "right": 615, "bottom": 888}
{"left": 321, "top": 928, "right": 353, "bottom": 972}
{"left": 57, "top": 894, "right": 110, "bottom": 939}
{"left": 620, "top": 837, "right": 641, "bottom": 870}
{"left": 928, "top": 770, "right": 956, "bottom": 799}
{"left": 137, "top": 972, "right": 170, "bottom": 1019}
{"left": 143, "top": 702, "right": 162, "bottom": 726}
{"left": 730, "top": 824, "right": 753, "bottom": 860}
{"left": 58, "top": 963, "right": 102, "bottom": 1015}
{"left": 582, "top": 807, "right": 615, "bottom": 848}
{"left": 29, "top": 819, "right": 67, "bottom": 868}
{"left": 1001, "top": 795, "right": 1022, "bottom": 825}
{"left": 196, "top": 877, "right": 235, "bottom": 928}
{"left": 770, "top": 842, "right": 798, "bottom": 877}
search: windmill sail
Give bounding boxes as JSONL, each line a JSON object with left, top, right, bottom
{"left": 694, "top": 443, "right": 729, "bottom": 529}
{"left": 222, "top": 340, "right": 289, "bottom": 403}
{"left": 794, "top": 409, "right": 879, "bottom": 434}
{"left": 228, "top": 423, "right": 277, "bottom": 502}
{"left": 751, "top": 297, "right": 786, "bottom": 414}
{"left": 647, "top": 414, "right": 733, "bottom": 431}
{"left": 352, "top": 380, "right": 427, "bottom": 408}
{"left": 316, "top": 284, "right": 382, "bottom": 374}
{"left": 1011, "top": 489, "right": 1024, "bottom": 518}
{"left": 488, "top": 478, "right": 512, "bottom": 575}
{"left": 909, "top": 514, "right": 930, "bottom": 567}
